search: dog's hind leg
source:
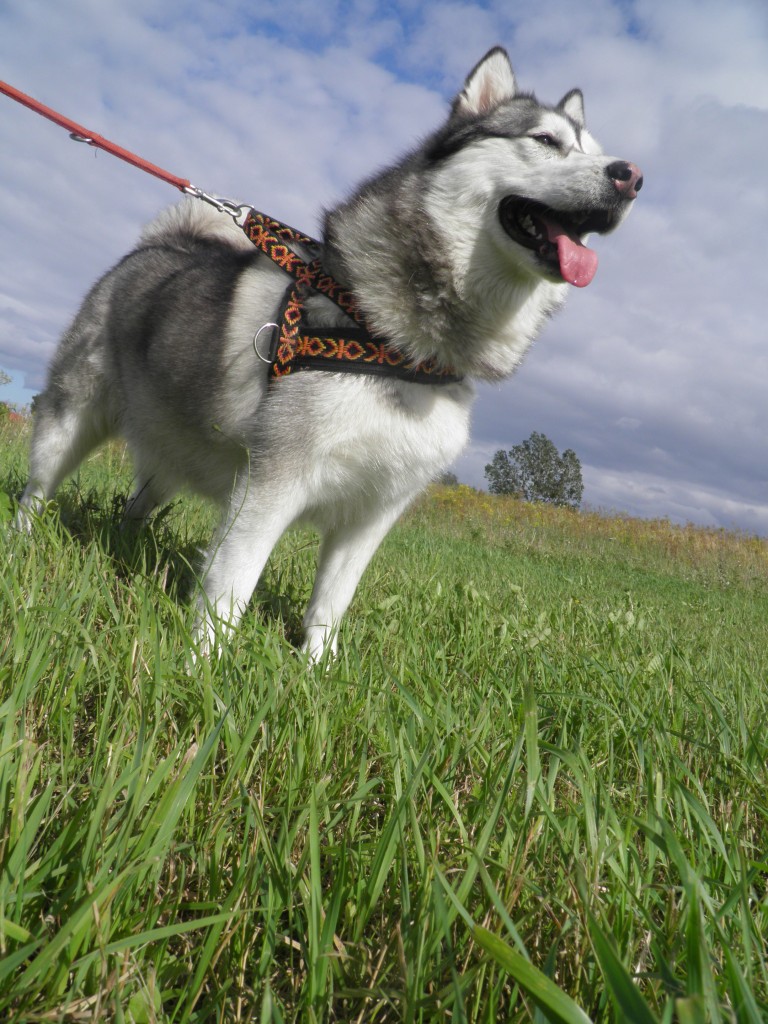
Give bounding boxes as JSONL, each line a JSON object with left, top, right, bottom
{"left": 123, "top": 467, "right": 176, "bottom": 522}
{"left": 16, "top": 274, "right": 116, "bottom": 530}
{"left": 16, "top": 391, "right": 113, "bottom": 529}
{"left": 123, "top": 479, "right": 161, "bottom": 522}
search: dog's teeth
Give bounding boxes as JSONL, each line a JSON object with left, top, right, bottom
{"left": 520, "top": 215, "right": 541, "bottom": 239}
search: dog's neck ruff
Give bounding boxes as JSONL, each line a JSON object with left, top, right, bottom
{"left": 242, "top": 210, "right": 462, "bottom": 385}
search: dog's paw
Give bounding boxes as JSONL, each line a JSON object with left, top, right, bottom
{"left": 12, "top": 502, "right": 37, "bottom": 535}
{"left": 301, "top": 623, "right": 339, "bottom": 667}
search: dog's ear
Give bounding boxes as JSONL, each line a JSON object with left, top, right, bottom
{"left": 453, "top": 47, "right": 517, "bottom": 118}
{"left": 558, "top": 89, "right": 586, "bottom": 129}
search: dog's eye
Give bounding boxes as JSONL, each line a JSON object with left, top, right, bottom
{"left": 532, "top": 133, "right": 559, "bottom": 148}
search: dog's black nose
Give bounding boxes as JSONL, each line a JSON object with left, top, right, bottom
{"left": 606, "top": 160, "right": 643, "bottom": 199}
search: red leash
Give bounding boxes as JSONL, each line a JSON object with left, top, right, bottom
{"left": 0, "top": 78, "right": 191, "bottom": 192}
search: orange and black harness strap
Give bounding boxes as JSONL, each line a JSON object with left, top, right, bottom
{"left": 243, "top": 210, "right": 462, "bottom": 385}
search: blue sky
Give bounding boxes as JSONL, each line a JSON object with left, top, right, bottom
{"left": 1, "top": 0, "right": 768, "bottom": 531}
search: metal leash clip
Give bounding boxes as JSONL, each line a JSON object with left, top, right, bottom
{"left": 183, "top": 185, "right": 251, "bottom": 226}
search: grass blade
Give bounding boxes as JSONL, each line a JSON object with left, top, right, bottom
{"left": 586, "top": 913, "right": 659, "bottom": 1024}
{"left": 722, "top": 945, "right": 765, "bottom": 1024}
{"left": 523, "top": 679, "right": 541, "bottom": 817}
{"left": 473, "top": 926, "right": 593, "bottom": 1024}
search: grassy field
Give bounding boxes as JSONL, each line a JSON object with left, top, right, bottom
{"left": 1, "top": 415, "right": 767, "bottom": 1022}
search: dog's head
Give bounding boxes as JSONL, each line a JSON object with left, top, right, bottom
{"left": 426, "top": 48, "right": 643, "bottom": 288}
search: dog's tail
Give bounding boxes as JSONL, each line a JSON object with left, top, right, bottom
{"left": 140, "top": 199, "right": 255, "bottom": 253}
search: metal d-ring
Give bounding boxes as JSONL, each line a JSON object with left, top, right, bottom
{"left": 253, "top": 323, "right": 278, "bottom": 363}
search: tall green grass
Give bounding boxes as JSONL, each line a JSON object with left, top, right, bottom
{"left": 1, "top": 418, "right": 766, "bottom": 1022}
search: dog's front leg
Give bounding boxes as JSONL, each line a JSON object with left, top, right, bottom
{"left": 194, "top": 485, "right": 300, "bottom": 657}
{"left": 302, "top": 500, "right": 411, "bottom": 662}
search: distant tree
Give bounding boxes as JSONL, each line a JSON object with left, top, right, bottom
{"left": 484, "top": 431, "right": 584, "bottom": 509}
{"left": 439, "top": 471, "right": 460, "bottom": 487}
{"left": 558, "top": 447, "right": 584, "bottom": 509}
{"left": 0, "top": 370, "right": 10, "bottom": 387}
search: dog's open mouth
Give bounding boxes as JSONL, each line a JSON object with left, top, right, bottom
{"left": 499, "top": 197, "right": 617, "bottom": 288}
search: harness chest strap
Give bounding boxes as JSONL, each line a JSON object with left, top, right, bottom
{"left": 242, "top": 210, "right": 462, "bottom": 385}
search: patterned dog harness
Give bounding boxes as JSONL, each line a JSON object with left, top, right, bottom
{"left": 243, "top": 210, "right": 462, "bottom": 385}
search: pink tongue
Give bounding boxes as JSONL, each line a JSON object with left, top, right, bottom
{"left": 543, "top": 219, "right": 598, "bottom": 288}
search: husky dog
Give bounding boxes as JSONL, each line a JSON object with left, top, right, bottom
{"left": 18, "top": 48, "right": 642, "bottom": 660}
